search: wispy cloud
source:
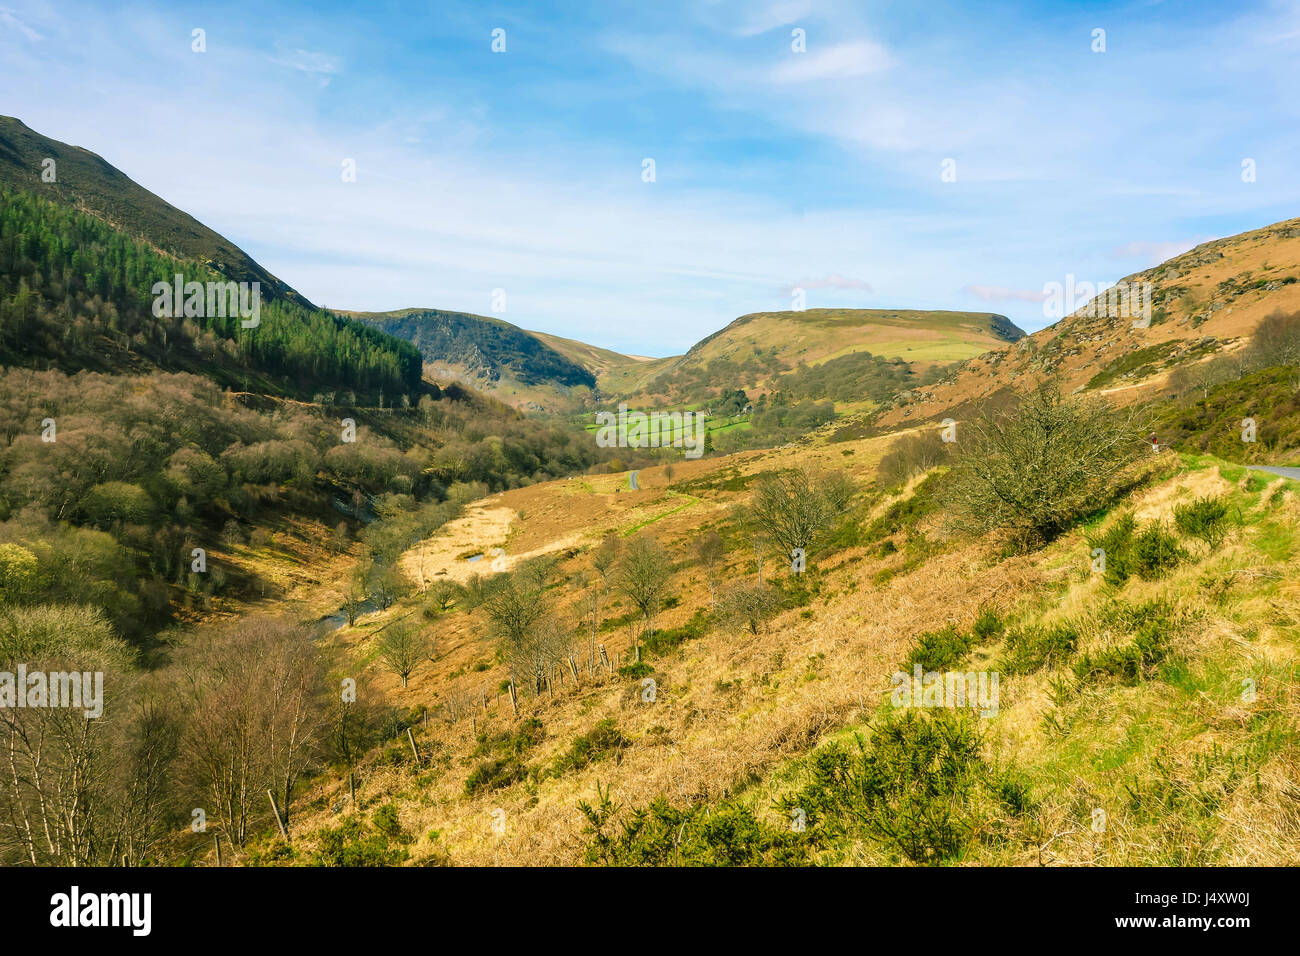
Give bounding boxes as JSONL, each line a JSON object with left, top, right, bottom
{"left": 269, "top": 47, "right": 341, "bottom": 77}
{"left": 771, "top": 39, "right": 891, "bottom": 83}
{"left": 778, "top": 274, "right": 873, "bottom": 296}
{"left": 962, "top": 284, "right": 1049, "bottom": 304}
{"left": 1108, "top": 238, "right": 1206, "bottom": 265}
{"left": 0, "top": 7, "right": 41, "bottom": 41}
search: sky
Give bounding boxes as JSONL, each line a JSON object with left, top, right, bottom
{"left": 2, "top": 0, "right": 1298, "bottom": 356}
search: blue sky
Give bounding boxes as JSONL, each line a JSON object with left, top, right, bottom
{"left": 2, "top": 0, "right": 1298, "bottom": 355}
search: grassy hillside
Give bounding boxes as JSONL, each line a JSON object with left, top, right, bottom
{"left": 636, "top": 308, "right": 1023, "bottom": 408}
{"left": 877, "top": 217, "right": 1300, "bottom": 428}
{"left": 211, "top": 370, "right": 1299, "bottom": 867}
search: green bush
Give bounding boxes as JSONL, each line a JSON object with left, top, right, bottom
{"left": 1073, "top": 599, "right": 1186, "bottom": 686}
{"left": 1174, "top": 495, "right": 1231, "bottom": 549}
{"left": 465, "top": 757, "right": 527, "bottom": 795}
{"left": 905, "top": 624, "right": 974, "bottom": 672}
{"left": 641, "top": 610, "right": 708, "bottom": 656}
{"left": 972, "top": 606, "right": 1006, "bottom": 642}
{"left": 552, "top": 719, "right": 631, "bottom": 776}
{"left": 310, "top": 817, "right": 408, "bottom": 867}
{"left": 1089, "top": 513, "right": 1186, "bottom": 584}
{"left": 782, "top": 710, "right": 1030, "bottom": 864}
{"left": 1001, "top": 621, "right": 1080, "bottom": 675}
{"left": 579, "top": 786, "right": 813, "bottom": 866}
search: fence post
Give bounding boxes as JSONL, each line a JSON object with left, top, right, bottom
{"left": 267, "top": 789, "right": 289, "bottom": 841}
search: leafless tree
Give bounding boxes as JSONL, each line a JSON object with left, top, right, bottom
{"left": 377, "top": 622, "right": 429, "bottom": 688}
{"left": 747, "top": 464, "right": 856, "bottom": 569}
{"left": 173, "top": 617, "right": 328, "bottom": 844}
{"left": 692, "top": 530, "right": 726, "bottom": 611}
{"left": 617, "top": 535, "right": 672, "bottom": 653}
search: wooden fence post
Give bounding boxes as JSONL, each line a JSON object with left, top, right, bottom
{"left": 267, "top": 789, "right": 289, "bottom": 841}
{"left": 406, "top": 727, "right": 421, "bottom": 764}
{"left": 508, "top": 680, "right": 518, "bottom": 716}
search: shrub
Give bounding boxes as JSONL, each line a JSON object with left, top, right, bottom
{"left": 1073, "top": 599, "right": 1187, "bottom": 686}
{"left": 1001, "top": 621, "right": 1080, "bottom": 675}
{"left": 1089, "top": 513, "right": 1186, "bottom": 584}
{"left": 641, "top": 610, "right": 708, "bottom": 656}
{"left": 1174, "top": 494, "right": 1231, "bottom": 549}
{"left": 905, "top": 624, "right": 973, "bottom": 672}
{"left": 782, "top": 710, "right": 1030, "bottom": 864}
{"left": 949, "top": 382, "right": 1143, "bottom": 550}
{"left": 465, "top": 757, "right": 527, "bottom": 795}
{"left": 310, "top": 817, "right": 408, "bottom": 867}
{"left": 579, "top": 787, "right": 813, "bottom": 866}
{"left": 552, "top": 719, "right": 630, "bottom": 776}
{"left": 972, "top": 607, "right": 1006, "bottom": 642}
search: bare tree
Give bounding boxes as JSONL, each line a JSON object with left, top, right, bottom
{"left": 717, "top": 581, "right": 781, "bottom": 635}
{"left": 747, "top": 464, "right": 856, "bottom": 570}
{"left": 174, "top": 617, "right": 328, "bottom": 845}
{"left": 617, "top": 536, "right": 672, "bottom": 654}
{"left": 503, "top": 614, "right": 573, "bottom": 695}
{"left": 377, "top": 621, "right": 429, "bottom": 688}
{"left": 692, "top": 530, "right": 726, "bottom": 611}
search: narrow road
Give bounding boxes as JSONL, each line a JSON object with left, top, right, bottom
{"left": 629, "top": 470, "right": 640, "bottom": 490}
{"left": 1248, "top": 465, "right": 1300, "bottom": 480}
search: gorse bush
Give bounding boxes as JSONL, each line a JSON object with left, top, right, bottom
{"left": 1073, "top": 599, "right": 1189, "bottom": 686}
{"left": 552, "top": 719, "right": 631, "bottom": 777}
{"left": 1089, "top": 513, "right": 1187, "bottom": 585}
{"left": 1173, "top": 494, "right": 1231, "bottom": 549}
{"left": 579, "top": 785, "right": 813, "bottom": 866}
{"left": 310, "top": 816, "right": 409, "bottom": 867}
{"left": 905, "top": 624, "right": 974, "bottom": 672}
{"left": 1001, "top": 620, "right": 1080, "bottom": 675}
{"left": 782, "top": 710, "right": 1031, "bottom": 864}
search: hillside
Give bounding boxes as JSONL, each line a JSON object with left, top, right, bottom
{"left": 220, "top": 366, "right": 1300, "bottom": 867}
{"left": 876, "top": 218, "right": 1300, "bottom": 428}
{"left": 0, "top": 116, "right": 307, "bottom": 306}
{"left": 634, "top": 308, "right": 1024, "bottom": 408}
{"left": 0, "top": 119, "right": 423, "bottom": 400}
{"left": 343, "top": 308, "right": 605, "bottom": 413}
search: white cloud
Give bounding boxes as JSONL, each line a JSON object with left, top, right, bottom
{"left": 0, "top": 7, "right": 41, "bottom": 41}
{"left": 1108, "top": 239, "right": 1206, "bottom": 265}
{"left": 778, "top": 274, "right": 872, "bottom": 296}
{"left": 269, "top": 47, "right": 341, "bottom": 76}
{"left": 962, "top": 284, "right": 1048, "bottom": 303}
{"left": 771, "top": 39, "right": 892, "bottom": 83}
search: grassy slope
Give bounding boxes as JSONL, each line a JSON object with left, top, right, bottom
{"left": 878, "top": 217, "right": 1300, "bottom": 429}
{"left": 235, "top": 405, "right": 1299, "bottom": 867}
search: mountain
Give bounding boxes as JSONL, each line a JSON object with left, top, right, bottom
{"left": 0, "top": 115, "right": 306, "bottom": 306}
{"left": 630, "top": 308, "right": 1025, "bottom": 408}
{"left": 343, "top": 307, "right": 601, "bottom": 401}
{"left": 357, "top": 305, "right": 1026, "bottom": 413}
{"left": 0, "top": 117, "right": 422, "bottom": 399}
{"left": 874, "top": 218, "right": 1300, "bottom": 428}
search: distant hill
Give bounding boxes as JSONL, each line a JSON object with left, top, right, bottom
{"left": 874, "top": 218, "right": 1300, "bottom": 428}
{"left": 631, "top": 308, "right": 1025, "bottom": 407}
